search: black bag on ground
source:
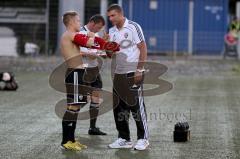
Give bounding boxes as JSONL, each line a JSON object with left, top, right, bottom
{"left": 0, "top": 72, "right": 18, "bottom": 91}
{"left": 173, "top": 121, "right": 190, "bottom": 142}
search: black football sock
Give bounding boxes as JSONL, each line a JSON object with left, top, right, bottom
{"left": 89, "top": 102, "right": 99, "bottom": 129}
{"left": 61, "top": 108, "right": 79, "bottom": 145}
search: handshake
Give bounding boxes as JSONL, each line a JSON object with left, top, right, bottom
{"left": 73, "top": 33, "right": 120, "bottom": 58}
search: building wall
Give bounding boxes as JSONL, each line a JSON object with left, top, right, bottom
{"left": 193, "top": 0, "right": 228, "bottom": 54}
{"left": 122, "top": 0, "right": 229, "bottom": 55}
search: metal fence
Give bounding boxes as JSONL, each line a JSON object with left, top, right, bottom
{"left": 0, "top": 0, "right": 58, "bottom": 56}
{"left": 145, "top": 31, "right": 226, "bottom": 55}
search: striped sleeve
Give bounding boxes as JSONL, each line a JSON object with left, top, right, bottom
{"left": 129, "top": 21, "right": 145, "bottom": 44}
{"left": 80, "top": 26, "right": 87, "bottom": 32}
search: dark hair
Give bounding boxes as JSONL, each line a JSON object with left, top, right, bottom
{"left": 107, "top": 4, "right": 123, "bottom": 13}
{"left": 62, "top": 11, "right": 78, "bottom": 26}
{"left": 89, "top": 14, "right": 105, "bottom": 26}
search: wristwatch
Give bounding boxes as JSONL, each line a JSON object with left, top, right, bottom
{"left": 136, "top": 68, "right": 145, "bottom": 73}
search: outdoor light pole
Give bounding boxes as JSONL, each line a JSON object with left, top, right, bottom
{"left": 45, "top": 0, "right": 50, "bottom": 55}
{"left": 188, "top": 0, "right": 194, "bottom": 56}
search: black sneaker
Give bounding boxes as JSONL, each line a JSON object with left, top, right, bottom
{"left": 88, "top": 127, "right": 107, "bottom": 135}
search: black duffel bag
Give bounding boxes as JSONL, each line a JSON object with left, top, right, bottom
{"left": 173, "top": 121, "right": 190, "bottom": 142}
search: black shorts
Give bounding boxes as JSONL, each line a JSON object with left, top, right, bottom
{"left": 84, "top": 67, "right": 102, "bottom": 90}
{"left": 65, "top": 67, "right": 102, "bottom": 105}
{"left": 65, "top": 68, "right": 88, "bottom": 105}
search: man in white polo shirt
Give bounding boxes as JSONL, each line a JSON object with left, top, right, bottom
{"left": 79, "top": 14, "right": 107, "bottom": 135}
{"left": 107, "top": 4, "right": 149, "bottom": 150}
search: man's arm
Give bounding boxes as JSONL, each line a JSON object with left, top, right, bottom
{"left": 137, "top": 41, "right": 147, "bottom": 70}
{"left": 80, "top": 51, "right": 97, "bottom": 60}
{"left": 133, "top": 41, "right": 147, "bottom": 85}
{"left": 132, "top": 22, "right": 147, "bottom": 84}
{"left": 71, "top": 32, "right": 95, "bottom": 47}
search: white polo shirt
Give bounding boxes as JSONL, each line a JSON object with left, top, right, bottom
{"left": 79, "top": 25, "right": 98, "bottom": 68}
{"left": 109, "top": 18, "right": 145, "bottom": 74}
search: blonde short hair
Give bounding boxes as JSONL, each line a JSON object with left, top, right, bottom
{"left": 62, "top": 11, "right": 78, "bottom": 26}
